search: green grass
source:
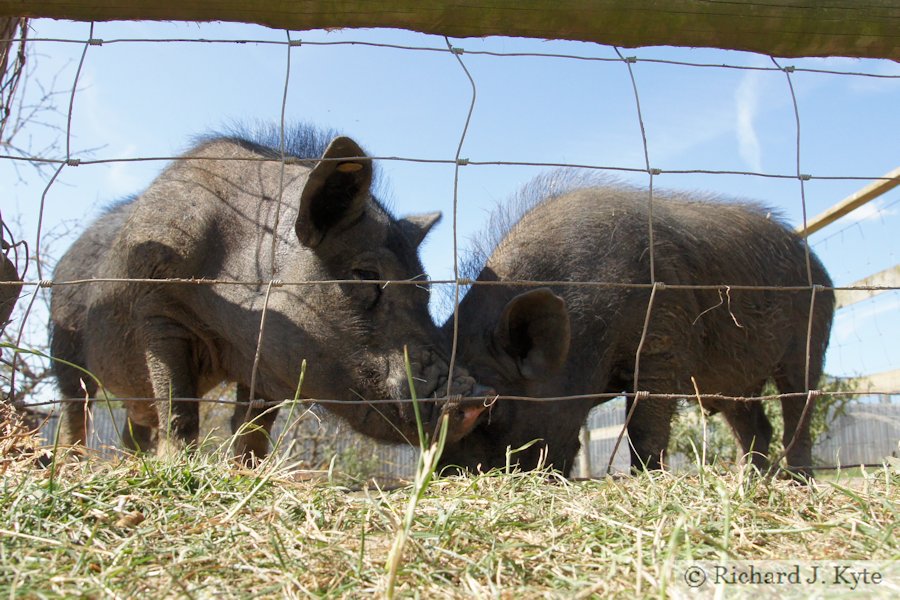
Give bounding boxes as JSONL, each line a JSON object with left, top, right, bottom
{"left": 1, "top": 440, "right": 897, "bottom": 598}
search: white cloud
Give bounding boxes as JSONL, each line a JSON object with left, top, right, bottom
{"left": 735, "top": 70, "right": 763, "bottom": 172}
{"left": 843, "top": 198, "right": 899, "bottom": 224}
{"left": 103, "top": 145, "right": 146, "bottom": 196}
{"left": 832, "top": 292, "right": 900, "bottom": 344}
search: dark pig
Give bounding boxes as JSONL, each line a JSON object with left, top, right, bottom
{"left": 50, "top": 125, "right": 485, "bottom": 462}
{"left": 1, "top": 218, "right": 22, "bottom": 334}
{"left": 1, "top": 245, "right": 21, "bottom": 334}
{"left": 440, "top": 176, "right": 833, "bottom": 479}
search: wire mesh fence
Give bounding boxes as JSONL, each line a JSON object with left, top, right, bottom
{"left": 2, "top": 20, "right": 898, "bottom": 478}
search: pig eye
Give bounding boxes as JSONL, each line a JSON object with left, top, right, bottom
{"left": 350, "top": 269, "right": 382, "bottom": 309}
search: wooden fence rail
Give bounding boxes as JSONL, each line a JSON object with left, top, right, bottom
{"left": 2, "top": 1, "right": 899, "bottom": 61}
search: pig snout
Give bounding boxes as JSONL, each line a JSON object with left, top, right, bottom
{"left": 386, "top": 348, "right": 495, "bottom": 443}
{"left": 434, "top": 382, "right": 496, "bottom": 444}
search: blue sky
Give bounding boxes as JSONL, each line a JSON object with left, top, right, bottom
{"left": 3, "top": 19, "right": 899, "bottom": 385}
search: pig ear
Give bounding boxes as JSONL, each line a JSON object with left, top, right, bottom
{"left": 399, "top": 212, "right": 441, "bottom": 248}
{"left": 296, "top": 136, "right": 373, "bottom": 248}
{"left": 494, "top": 288, "right": 570, "bottom": 380}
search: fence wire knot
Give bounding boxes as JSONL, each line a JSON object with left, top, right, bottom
{"left": 269, "top": 279, "right": 284, "bottom": 288}
{"left": 634, "top": 390, "right": 651, "bottom": 402}
{"left": 38, "top": 279, "right": 53, "bottom": 288}
{"left": 88, "top": 38, "right": 103, "bottom": 46}
{"left": 66, "top": 158, "right": 81, "bottom": 167}
{"left": 248, "top": 398, "right": 268, "bottom": 410}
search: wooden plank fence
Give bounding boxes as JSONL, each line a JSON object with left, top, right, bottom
{"left": 36, "top": 396, "right": 898, "bottom": 479}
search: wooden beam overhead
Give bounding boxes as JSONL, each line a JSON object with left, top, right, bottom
{"left": 2, "top": 1, "right": 899, "bottom": 61}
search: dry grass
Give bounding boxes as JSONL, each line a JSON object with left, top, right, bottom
{"left": 0, "top": 426, "right": 897, "bottom": 598}
{"left": 0, "top": 401, "right": 48, "bottom": 473}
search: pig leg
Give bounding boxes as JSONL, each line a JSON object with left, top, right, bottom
{"left": 231, "top": 384, "right": 278, "bottom": 466}
{"left": 624, "top": 295, "right": 705, "bottom": 472}
{"left": 775, "top": 367, "right": 817, "bottom": 479}
{"left": 52, "top": 325, "right": 95, "bottom": 447}
{"left": 58, "top": 379, "right": 94, "bottom": 448}
{"left": 142, "top": 316, "right": 200, "bottom": 458}
{"left": 718, "top": 393, "right": 773, "bottom": 472}
{"left": 120, "top": 419, "right": 156, "bottom": 453}
{"left": 626, "top": 392, "right": 679, "bottom": 471}
{"left": 769, "top": 333, "right": 821, "bottom": 479}
{"left": 624, "top": 319, "right": 687, "bottom": 471}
